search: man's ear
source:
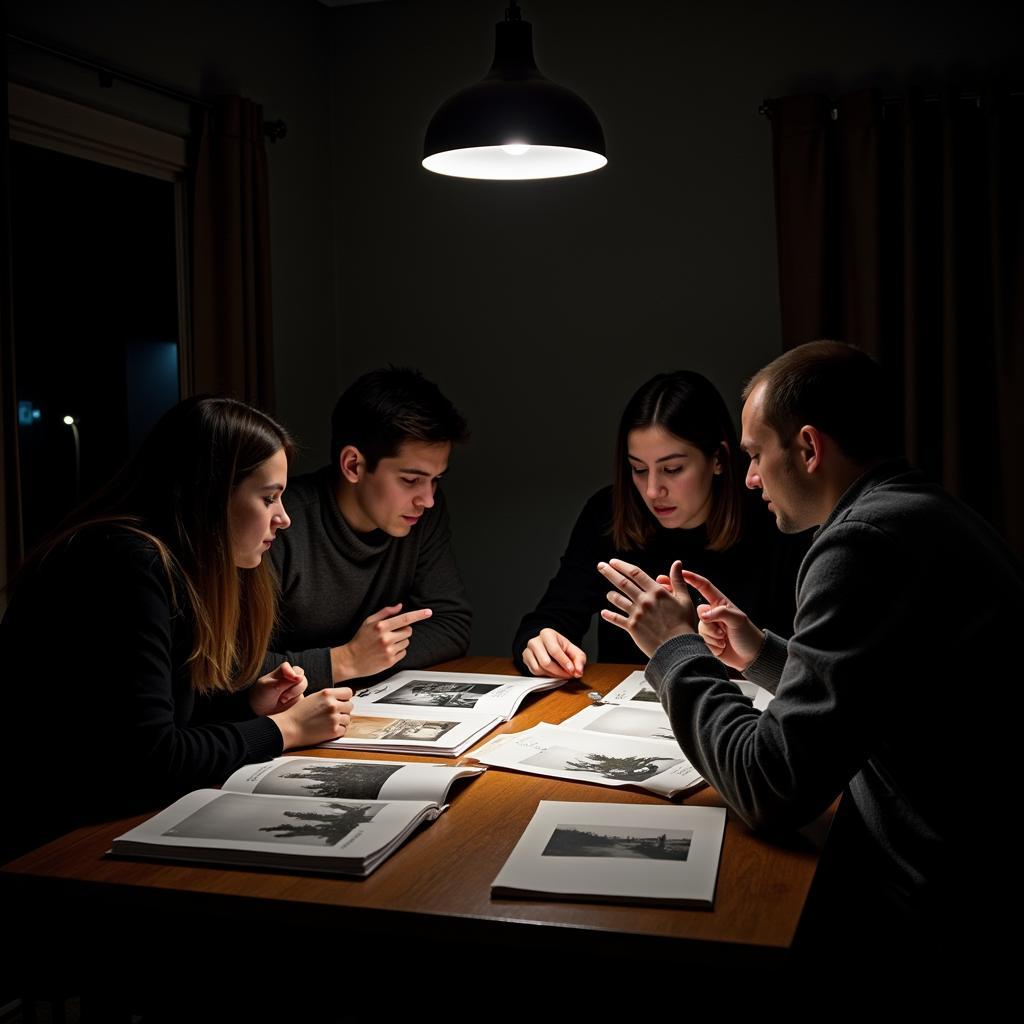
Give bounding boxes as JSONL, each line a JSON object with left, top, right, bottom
{"left": 338, "top": 444, "right": 366, "bottom": 484}
{"left": 796, "top": 425, "right": 825, "bottom": 475}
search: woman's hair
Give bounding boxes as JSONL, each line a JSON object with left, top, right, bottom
{"left": 25, "top": 396, "right": 295, "bottom": 694}
{"left": 611, "top": 371, "right": 745, "bottom": 552}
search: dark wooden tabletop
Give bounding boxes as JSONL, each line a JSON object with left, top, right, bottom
{"left": 1, "top": 657, "right": 831, "bottom": 975}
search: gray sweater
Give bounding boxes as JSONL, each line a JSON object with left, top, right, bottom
{"left": 646, "top": 459, "right": 1021, "bottom": 904}
{"left": 266, "top": 468, "right": 472, "bottom": 688}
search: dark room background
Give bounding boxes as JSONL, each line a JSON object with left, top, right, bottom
{"left": 5, "top": 0, "right": 1021, "bottom": 654}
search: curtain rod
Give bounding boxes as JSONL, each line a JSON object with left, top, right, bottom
{"left": 7, "top": 32, "right": 288, "bottom": 142}
{"left": 759, "top": 90, "right": 1023, "bottom": 117}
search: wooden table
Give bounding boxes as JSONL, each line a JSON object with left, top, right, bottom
{"left": 1, "top": 658, "right": 831, "bottom": 999}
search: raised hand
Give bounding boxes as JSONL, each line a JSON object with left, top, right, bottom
{"left": 331, "top": 603, "right": 433, "bottom": 681}
{"left": 678, "top": 569, "right": 765, "bottom": 671}
{"left": 522, "top": 628, "right": 587, "bottom": 678}
{"left": 597, "top": 558, "right": 697, "bottom": 658}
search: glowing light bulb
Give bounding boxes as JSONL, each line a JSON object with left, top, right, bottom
{"left": 501, "top": 143, "right": 530, "bottom": 156}
{"left": 63, "top": 415, "right": 75, "bottom": 425}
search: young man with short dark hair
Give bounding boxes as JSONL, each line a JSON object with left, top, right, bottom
{"left": 598, "top": 341, "right": 1021, "bottom": 968}
{"left": 266, "top": 368, "right": 471, "bottom": 688}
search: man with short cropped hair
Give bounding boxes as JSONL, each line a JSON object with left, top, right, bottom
{"left": 266, "top": 367, "right": 471, "bottom": 689}
{"left": 598, "top": 341, "right": 1020, "bottom": 967}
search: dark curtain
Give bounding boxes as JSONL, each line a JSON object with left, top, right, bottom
{"left": 1, "top": 28, "right": 26, "bottom": 582}
{"left": 191, "top": 96, "right": 276, "bottom": 411}
{"left": 770, "top": 88, "right": 1024, "bottom": 555}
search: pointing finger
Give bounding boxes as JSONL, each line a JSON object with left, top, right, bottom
{"left": 365, "top": 603, "right": 404, "bottom": 623}
{"left": 679, "top": 569, "right": 728, "bottom": 605}
{"left": 382, "top": 608, "right": 433, "bottom": 630}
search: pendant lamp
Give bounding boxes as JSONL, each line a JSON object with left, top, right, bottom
{"left": 422, "top": 2, "right": 607, "bottom": 181}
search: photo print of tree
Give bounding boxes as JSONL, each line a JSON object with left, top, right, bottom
{"left": 163, "top": 794, "right": 383, "bottom": 847}
{"left": 256, "top": 759, "right": 404, "bottom": 800}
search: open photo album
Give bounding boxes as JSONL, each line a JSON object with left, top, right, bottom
{"left": 109, "top": 756, "right": 484, "bottom": 877}
{"left": 352, "top": 669, "right": 565, "bottom": 721}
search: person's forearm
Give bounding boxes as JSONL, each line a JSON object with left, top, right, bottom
{"left": 403, "top": 613, "right": 471, "bottom": 667}
{"left": 741, "top": 631, "right": 788, "bottom": 693}
{"left": 263, "top": 646, "right": 334, "bottom": 691}
{"left": 646, "top": 634, "right": 836, "bottom": 832}
{"left": 330, "top": 643, "right": 357, "bottom": 682}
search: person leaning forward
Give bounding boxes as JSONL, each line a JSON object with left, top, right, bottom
{"left": 598, "top": 341, "right": 1021, "bottom": 974}
{"left": 264, "top": 367, "right": 472, "bottom": 690}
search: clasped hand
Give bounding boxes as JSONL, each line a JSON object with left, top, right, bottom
{"left": 250, "top": 661, "right": 308, "bottom": 715}
{"left": 253, "top": 661, "right": 354, "bottom": 748}
{"left": 599, "top": 559, "right": 766, "bottom": 670}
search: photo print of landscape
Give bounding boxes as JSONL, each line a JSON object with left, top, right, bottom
{"left": 579, "top": 706, "right": 676, "bottom": 741}
{"left": 163, "top": 793, "right": 382, "bottom": 847}
{"left": 542, "top": 824, "right": 693, "bottom": 861}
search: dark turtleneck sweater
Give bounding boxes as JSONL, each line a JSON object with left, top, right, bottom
{"left": 267, "top": 468, "right": 471, "bottom": 688}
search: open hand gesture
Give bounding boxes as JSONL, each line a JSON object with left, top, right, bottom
{"left": 597, "top": 558, "right": 697, "bottom": 658}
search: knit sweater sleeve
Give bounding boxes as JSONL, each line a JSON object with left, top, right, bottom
{"left": 512, "top": 489, "right": 612, "bottom": 673}
{"left": 645, "top": 521, "right": 897, "bottom": 832}
{"left": 261, "top": 643, "right": 334, "bottom": 691}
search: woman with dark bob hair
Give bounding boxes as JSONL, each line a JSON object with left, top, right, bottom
{"left": 513, "top": 371, "right": 809, "bottom": 677}
{"left": 1, "top": 396, "right": 353, "bottom": 860}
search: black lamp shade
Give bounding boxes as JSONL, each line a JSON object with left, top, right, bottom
{"left": 423, "top": 19, "right": 607, "bottom": 180}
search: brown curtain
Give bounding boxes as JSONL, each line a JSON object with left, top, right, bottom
{"left": 770, "top": 87, "right": 1024, "bottom": 555}
{"left": 191, "top": 96, "right": 276, "bottom": 411}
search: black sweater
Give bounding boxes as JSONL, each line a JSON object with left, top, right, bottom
{"left": 512, "top": 486, "right": 811, "bottom": 670}
{"left": 1, "top": 528, "right": 283, "bottom": 861}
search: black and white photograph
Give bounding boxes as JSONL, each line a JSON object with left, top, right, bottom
{"left": 252, "top": 759, "right": 404, "bottom": 800}
{"left": 522, "top": 745, "right": 683, "bottom": 782}
{"left": 542, "top": 824, "right": 693, "bottom": 861}
{"left": 375, "top": 679, "right": 503, "bottom": 709}
{"left": 628, "top": 690, "right": 660, "bottom": 704}
{"left": 346, "top": 715, "right": 460, "bottom": 743}
{"left": 493, "top": 803, "right": 726, "bottom": 907}
{"left": 580, "top": 706, "right": 676, "bottom": 741}
{"left": 162, "top": 794, "right": 382, "bottom": 847}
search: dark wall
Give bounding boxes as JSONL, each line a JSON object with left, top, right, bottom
{"left": 328, "top": 0, "right": 1021, "bottom": 657}
{"left": 5, "top": 0, "right": 1019, "bottom": 660}
{"left": 6, "top": 0, "right": 337, "bottom": 462}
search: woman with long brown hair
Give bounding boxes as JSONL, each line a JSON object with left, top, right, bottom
{"left": 1, "top": 396, "right": 352, "bottom": 860}
{"left": 513, "top": 371, "right": 809, "bottom": 677}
